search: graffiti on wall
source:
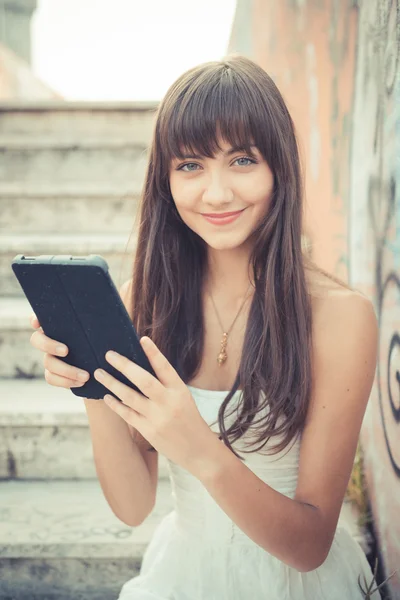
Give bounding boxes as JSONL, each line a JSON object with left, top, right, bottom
{"left": 349, "top": 0, "right": 400, "bottom": 593}
{"left": 364, "top": 0, "right": 400, "bottom": 478}
{"left": 369, "top": 173, "right": 399, "bottom": 477}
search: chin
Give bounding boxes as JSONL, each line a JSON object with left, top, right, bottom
{"left": 201, "top": 232, "right": 250, "bottom": 250}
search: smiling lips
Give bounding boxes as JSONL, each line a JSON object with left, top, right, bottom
{"left": 202, "top": 209, "right": 244, "bottom": 217}
{"left": 201, "top": 208, "right": 245, "bottom": 225}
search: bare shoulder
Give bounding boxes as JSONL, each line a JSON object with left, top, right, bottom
{"left": 309, "top": 283, "right": 378, "bottom": 408}
{"left": 305, "top": 267, "right": 377, "bottom": 337}
{"left": 311, "top": 285, "right": 377, "bottom": 349}
{"left": 304, "top": 268, "right": 378, "bottom": 392}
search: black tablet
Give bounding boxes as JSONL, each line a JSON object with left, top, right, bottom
{"left": 11, "top": 254, "right": 157, "bottom": 401}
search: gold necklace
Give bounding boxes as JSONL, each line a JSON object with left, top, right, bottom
{"left": 208, "top": 281, "right": 253, "bottom": 367}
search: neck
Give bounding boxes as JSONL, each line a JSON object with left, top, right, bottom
{"left": 204, "top": 245, "right": 255, "bottom": 303}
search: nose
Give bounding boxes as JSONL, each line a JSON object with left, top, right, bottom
{"left": 202, "top": 176, "right": 234, "bottom": 206}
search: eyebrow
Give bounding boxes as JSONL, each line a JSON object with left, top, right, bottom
{"left": 177, "top": 145, "right": 258, "bottom": 160}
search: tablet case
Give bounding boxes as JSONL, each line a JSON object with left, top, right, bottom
{"left": 11, "top": 254, "right": 157, "bottom": 401}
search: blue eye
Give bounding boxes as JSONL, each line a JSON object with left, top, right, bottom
{"left": 235, "top": 157, "right": 255, "bottom": 167}
{"left": 176, "top": 156, "right": 257, "bottom": 172}
{"left": 178, "top": 162, "right": 198, "bottom": 172}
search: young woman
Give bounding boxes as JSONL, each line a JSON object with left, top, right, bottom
{"left": 30, "top": 55, "right": 379, "bottom": 599}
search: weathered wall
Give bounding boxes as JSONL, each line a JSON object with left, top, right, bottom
{"left": 230, "top": 0, "right": 357, "bottom": 280}
{"left": 349, "top": 1, "right": 400, "bottom": 595}
{"left": 0, "top": 0, "right": 60, "bottom": 100}
{"left": 228, "top": 0, "right": 400, "bottom": 596}
{"left": 0, "top": 42, "right": 60, "bottom": 99}
{"left": 0, "top": 0, "right": 37, "bottom": 64}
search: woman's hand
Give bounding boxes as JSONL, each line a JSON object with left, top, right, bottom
{"left": 29, "top": 314, "right": 90, "bottom": 389}
{"left": 94, "top": 336, "right": 220, "bottom": 478}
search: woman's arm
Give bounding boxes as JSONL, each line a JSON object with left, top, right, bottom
{"left": 84, "top": 396, "right": 155, "bottom": 526}
{"left": 84, "top": 279, "right": 158, "bottom": 527}
{"left": 193, "top": 292, "right": 378, "bottom": 572}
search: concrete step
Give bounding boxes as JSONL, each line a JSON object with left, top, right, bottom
{"left": 0, "top": 478, "right": 173, "bottom": 600}
{"left": 1, "top": 296, "right": 52, "bottom": 377}
{"left": 1, "top": 233, "right": 136, "bottom": 298}
{"left": 0, "top": 378, "right": 170, "bottom": 480}
{"left": 0, "top": 140, "right": 149, "bottom": 185}
{"left": 0, "top": 182, "right": 141, "bottom": 233}
{"left": 0, "top": 101, "right": 158, "bottom": 142}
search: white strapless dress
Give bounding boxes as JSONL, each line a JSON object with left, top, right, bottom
{"left": 118, "top": 385, "right": 377, "bottom": 600}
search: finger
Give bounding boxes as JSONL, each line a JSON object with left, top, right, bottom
{"left": 139, "top": 337, "right": 181, "bottom": 388}
{"left": 104, "top": 394, "right": 145, "bottom": 428}
{"left": 44, "top": 368, "right": 87, "bottom": 389}
{"left": 104, "top": 349, "right": 165, "bottom": 400}
{"left": 43, "top": 353, "right": 90, "bottom": 384}
{"left": 30, "top": 314, "right": 40, "bottom": 329}
{"left": 94, "top": 368, "right": 150, "bottom": 415}
{"left": 30, "top": 330, "right": 69, "bottom": 357}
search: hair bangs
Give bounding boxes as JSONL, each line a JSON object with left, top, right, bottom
{"left": 160, "top": 68, "right": 267, "bottom": 167}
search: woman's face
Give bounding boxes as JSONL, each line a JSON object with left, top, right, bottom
{"left": 168, "top": 137, "right": 275, "bottom": 251}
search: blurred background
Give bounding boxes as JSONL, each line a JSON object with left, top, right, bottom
{"left": 0, "top": 0, "right": 399, "bottom": 598}
{"left": 31, "top": 0, "right": 237, "bottom": 101}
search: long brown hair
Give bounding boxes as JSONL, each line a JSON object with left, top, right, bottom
{"left": 128, "top": 54, "right": 353, "bottom": 461}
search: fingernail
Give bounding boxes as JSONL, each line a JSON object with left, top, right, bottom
{"left": 56, "top": 345, "right": 67, "bottom": 355}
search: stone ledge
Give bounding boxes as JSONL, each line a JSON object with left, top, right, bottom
{"left": 0, "top": 378, "right": 91, "bottom": 425}
{"left": 1, "top": 232, "right": 136, "bottom": 253}
{"left": 0, "top": 101, "right": 157, "bottom": 144}
{"left": 0, "top": 378, "right": 170, "bottom": 479}
{"left": 1, "top": 295, "right": 53, "bottom": 329}
{"left": 0, "top": 478, "right": 173, "bottom": 599}
{"left": 0, "top": 136, "right": 151, "bottom": 148}
{"left": 0, "top": 100, "right": 159, "bottom": 111}
{"left": 0, "top": 181, "right": 143, "bottom": 196}
{"left": 0, "top": 478, "right": 173, "bottom": 558}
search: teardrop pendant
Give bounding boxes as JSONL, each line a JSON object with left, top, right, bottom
{"left": 217, "top": 350, "right": 227, "bottom": 366}
{"left": 209, "top": 281, "right": 253, "bottom": 369}
{"left": 217, "top": 333, "right": 228, "bottom": 367}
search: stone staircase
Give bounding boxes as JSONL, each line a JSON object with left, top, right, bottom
{"left": 0, "top": 101, "right": 371, "bottom": 599}
{"left": 0, "top": 101, "right": 174, "bottom": 599}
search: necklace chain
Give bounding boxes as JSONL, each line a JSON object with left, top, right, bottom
{"left": 208, "top": 281, "right": 253, "bottom": 367}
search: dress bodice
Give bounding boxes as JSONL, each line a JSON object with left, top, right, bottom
{"left": 118, "top": 385, "right": 377, "bottom": 599}
{"left": 167, "top": 385, "right": 301, "bottom": 544}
